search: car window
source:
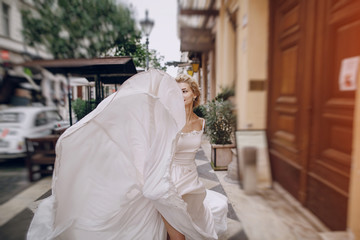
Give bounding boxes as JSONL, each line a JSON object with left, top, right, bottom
{"left": 35, "top": 112, "right": 48, "bottom": 126}
{"left": 47, "top": 110, "right": 62, "bottom": 122}
{"left": 0, "top": 112, "right": 25, "bottom": 123}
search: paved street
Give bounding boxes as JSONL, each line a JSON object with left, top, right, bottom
{"left": 0, "top": 158, "right": 32, "bottom": 205}
{"left": 0, "top": 157, "right": 53, "bottom": 240}
{"left": 0, "top": 158, "right": 32, "bottom": 240}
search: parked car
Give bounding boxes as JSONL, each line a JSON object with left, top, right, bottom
{"left": 0, "top": 106, "right": 70, "bottom": 159}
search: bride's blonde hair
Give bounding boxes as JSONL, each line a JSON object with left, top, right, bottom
{"left": 175, "top": 74, "right": 201, "bottom": 108}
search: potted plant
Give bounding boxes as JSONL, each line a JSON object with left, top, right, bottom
{"left": 204, "top": 89, "right": 236, "bottom": 170}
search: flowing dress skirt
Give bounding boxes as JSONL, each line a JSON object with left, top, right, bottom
{"left": 27, "top": 69, "right": 227, "bottom": 240}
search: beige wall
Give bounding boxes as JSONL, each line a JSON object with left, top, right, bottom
{"left": 235, "top": 0, "right": 268, "bottom": 130}
{"left": 348, "top": 74, "right": 360, "bottom": 239}
{"left": 237, "top": 0, "right": 249, "bottom": 129}
{"left": 215, "top": 1, "right": 225, "bottom": 95}
{"left": 208, "top": 50, "right": 216, "bottom": 100}
{"left": 224, "top": 19, "right": 236, "bottom": 88}
{"left": 214, "top": 0, "right": 268, "bottom": 129}
{"left": 215, "top": 0, "right": 237, "bottom": 92}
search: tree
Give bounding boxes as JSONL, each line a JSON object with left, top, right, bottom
{"left": 21, "top": 0, "right": 167, "bottom": 71}
{"left": 115, "top": 41, "right": 166, "bottom": 71}
{"left": 22, "top": 0, "right": 137, "bottom": 59}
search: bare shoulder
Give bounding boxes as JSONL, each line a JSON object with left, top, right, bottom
{"left": 193, "top": 116, "right": 205, "bottom": 130}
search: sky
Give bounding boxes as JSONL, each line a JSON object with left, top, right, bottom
{"left": 118, "top": 0, "right": 181, "bottom": 77}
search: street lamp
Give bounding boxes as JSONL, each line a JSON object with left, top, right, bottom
{"left": 191, "top": 58, "right": 200, "bottom": 72}
{"left": 140, "top": 10, "right": 154, "bottom": 71}
{"left": 187, "top": 67, "right": 194, "bottom": 76}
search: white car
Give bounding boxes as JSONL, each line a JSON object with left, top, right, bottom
{"left": 0, "top": 106, "right": 70, "bottom": 159}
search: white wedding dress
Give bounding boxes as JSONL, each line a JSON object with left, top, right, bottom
{"left": 27, "top": 69, "right": 228, "bottom": 240}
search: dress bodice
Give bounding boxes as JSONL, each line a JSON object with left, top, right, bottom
{"left": 173, "top": 130, "right": 203, "bottom": 165}
{"left": 173, "top": 119, "right": 205, "bottom": 165}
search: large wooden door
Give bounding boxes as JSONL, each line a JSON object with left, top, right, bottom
{"left": 268, "top": 0, "right": 314, "bottom": 206}
{"left": 268, "top": 0, "right": 359, "bottom": 230}
{"left": 307, "top": 0, "right": 360, "bottom": 230}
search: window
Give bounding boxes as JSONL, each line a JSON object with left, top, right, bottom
{"left": 2, "top": 2, "right": 10, "bottom": 37}
{"left": 35, "top": 112, "right": 47, "bottom": 126}
{"left": 46, "top": 110, "right": 62, "bottom": 122}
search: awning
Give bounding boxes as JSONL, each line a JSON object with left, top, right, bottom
{"left": 69, "top": 77, "right": 92, "bottom": 87}
{"left": 20, "top": 56, "right": 137, "bottom": 85}
{"left": 178, "top": 0, "right": 218, "bottom": 52}
{"left": 19, "top": 57, "right": 138, "bottom": 126}
{"left": 180, "top": 27, "right": 214, "bottom": 52}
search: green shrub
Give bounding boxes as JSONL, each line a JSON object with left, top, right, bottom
{"left": 204, "top": 99, "right": 236, "bottom": 144}
{"left": 215, "top": 86, "right": 235, "bottom": 101}
{"left": 72, "top": 99, "right": 96, "bottom": 121}
{"left": 193, "top": 104, "right": 206, "bottom": 118}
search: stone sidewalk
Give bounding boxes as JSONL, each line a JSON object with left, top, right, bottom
{"left": 201, "top": 138, "right": 334, "bottom": 240}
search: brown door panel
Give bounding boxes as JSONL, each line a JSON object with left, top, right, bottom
{"left": 270, "top": 150, "right": 301, "bottom": 198}
{"left": 306, "top": 174, "right": 348, "bottom": 230}
{"left": 268, "top": 0, "right": 308, "bottom": 202}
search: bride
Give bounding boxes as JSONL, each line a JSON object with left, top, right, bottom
{"left": 27, "top": 69, "right": 228, "bottom": 240}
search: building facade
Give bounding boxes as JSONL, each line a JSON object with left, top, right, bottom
{"left": 0, "top": 0, "right": 51, "bottom": 64}
{"left": 0, "top": 0, "right": 77, "bottom": 122}
{"left": 177, "top": 0, "right": 360, "bottom": 238}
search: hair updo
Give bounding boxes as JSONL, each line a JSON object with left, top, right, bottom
{"left": 175, "top": 74, "right": 201, "bottom": 108}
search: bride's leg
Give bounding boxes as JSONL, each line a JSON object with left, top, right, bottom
{"left": 161, "top": 216, "right": 185, "bottom": 240}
